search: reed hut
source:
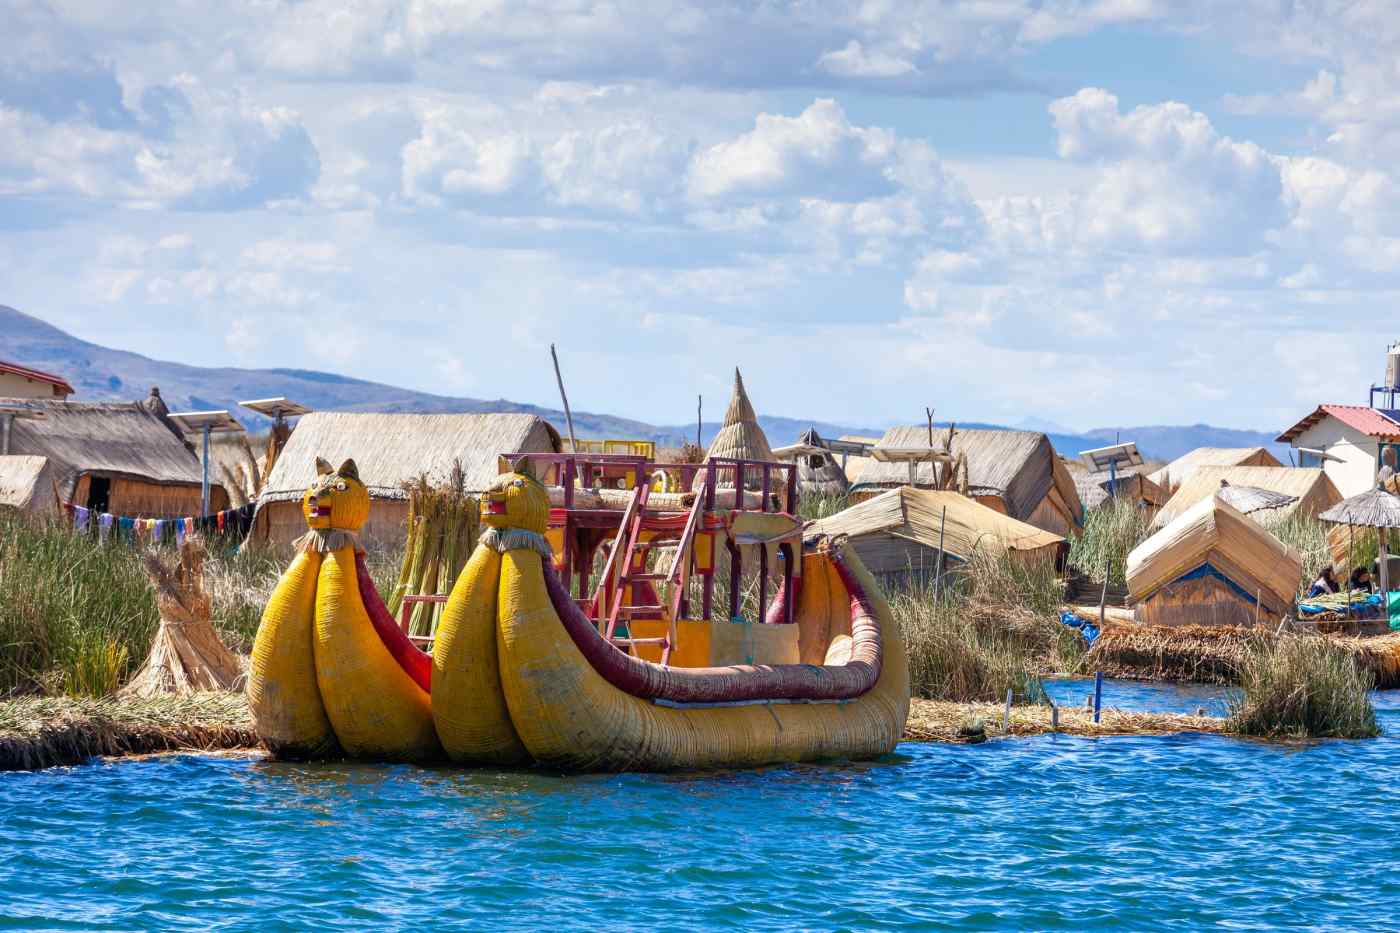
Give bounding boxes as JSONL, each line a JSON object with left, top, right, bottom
{"left": 1073, "top": 464, "right": 1167, "bottom": 514}
{"left": 0, "top": 455, "right": 57, "bottom": 513}
{"left": 838, "top": 434, "right": 879, "bottom": 481}
{"left": 252, "top": 412, "right": 561, "bottom": 549}
{"left": 1147, "top": 446, "right": 1282, "bottom": 492}
{"left": 850, "top": 426, "right": 1083, "bottom": 536}
{"left": 0, "top": 395, "right": 227, "bottom": 517}
{"left": 806, "top": 486, "right": 1066, "bottom": 585}
{"left": 696, "top": 369, "right": 784, "bottom": 496}
{"left": 1150, "top": 466, "right": 1341, "bottom": 530}
{"left": 1127, "top": 494, "right": 1302, "bottom": 628}
{"left": 772, "top": 428, "right": 849, "bottom": 498}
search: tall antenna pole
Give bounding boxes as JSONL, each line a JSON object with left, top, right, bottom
{"left": 549, "top": 343, "right": 578, "bottom": 453}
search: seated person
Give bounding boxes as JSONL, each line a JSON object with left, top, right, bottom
{"left": 1350, "top": 566, "right": 1376, "bottom": 594}
{"left": 1307, "top": 565, "right": 1340, "bottom": 599}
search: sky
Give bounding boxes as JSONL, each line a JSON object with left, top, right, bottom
{"left": 4, "top": 1, "right": 1399, "bottom": 434}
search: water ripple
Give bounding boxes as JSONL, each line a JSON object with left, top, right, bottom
{"left": 5, "top": 694, "right": 1400, "bottom": 929}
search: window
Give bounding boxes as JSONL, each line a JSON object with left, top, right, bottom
{"left": 807, "top": 454, "right": 825, "bottom": 469}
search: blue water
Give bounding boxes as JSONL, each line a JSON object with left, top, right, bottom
{"left": 1043, "top": 676, "right": 1238, "bottom": 717}
{"left": 4, "top": 690, "right": 1400, "bottom": 930}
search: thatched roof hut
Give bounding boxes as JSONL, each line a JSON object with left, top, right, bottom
{"left": 1127, "top": 494, "right": 1302, "bottom": 628}
{"left": 1150, "top": 466, "right": 1341, "bottom": 530}
{"left": 1, "top": 395, "right": 226, "bottom": 518}
{"left": 772, "top": 428, "right": 849, "bottom": 498}
{"left": 1148, "top": 446, "right": 1282, "bottom": 492}
{"left": 705, "top": 369, "right": 775, "bottom": 463}
{"left": 1073, "top": 464, "right": 1167, "bottom": 513}
{"left": 850, "top": 426, "right": 1083, "bottom": 536}
{"left": 253, "top": 412, "right": 561, "bottom": 549}
{"left": 807, "top": 486, "right": 1065, "bottom": 583}
{"left": 696, "top": 369, "right": 784, "bottom": 496}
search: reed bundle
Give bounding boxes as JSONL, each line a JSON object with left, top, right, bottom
{"left": 1087, "top": 618, "right": 1250, "bottom": 684}
{"left": 0, "top": 691, "right": 256, "bottom": 771}
{"left": 387, "top": 465, "right": 480, "bottom": 637}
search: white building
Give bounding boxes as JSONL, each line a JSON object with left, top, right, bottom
{"left": 0, "top": 359, "right": 72, "bottom": 399}
{"left": 1276, "top": 404, "right": 1400, "bottom": 498}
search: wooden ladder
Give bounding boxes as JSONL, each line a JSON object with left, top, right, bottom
{"left": 588, "top": 483, "right": 705, "bottom": 666}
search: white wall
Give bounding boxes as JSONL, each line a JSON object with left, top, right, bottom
{"left": 0, "top": 372, "right": 63, "bottom": 398}
{"left": 1291, "top": 418, "right": 1381, "bottom": 497}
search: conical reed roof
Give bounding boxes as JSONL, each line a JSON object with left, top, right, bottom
{"left": 705, "top": 368, "right": 774, "bottom": 463}
{"left": 1319, "top": 486, "right": 1400, "bottom": 529}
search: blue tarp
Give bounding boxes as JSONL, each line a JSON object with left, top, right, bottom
{"left": 1059, "top": 611, "right": 1099, "bottom": 645}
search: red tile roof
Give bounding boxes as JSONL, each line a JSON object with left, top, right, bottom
{"left": 0, "top": 359, "right": 74, "bottom": 397}
{"left": 1277, "top": 404, "right": 1400, "bottom": 443}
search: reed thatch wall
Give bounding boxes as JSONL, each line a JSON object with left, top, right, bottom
{"left": 1128, "top": 494, "right": 1302, "bottom": 627}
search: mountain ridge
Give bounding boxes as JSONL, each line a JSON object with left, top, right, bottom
{"left": 0, "top": 305, "right": 1288, "bottom": 461}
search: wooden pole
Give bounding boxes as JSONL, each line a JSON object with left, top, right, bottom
{"left": 1381, "top": 527, "right": 1391, "bottom": 617}
{"left": 696, "top": 394, "right": 702, "bottom": 449}
{"left": 925, "top": 407, "right": 934, "bottom": 446}
{"left": 1099, "top": 558, "right": 1111, "bottom": 629}
{"left": 1093, "top": 671, "right": 1103, "bottom": 723}
{"left": 1003, "top": 688, "right": 1012, "bottom": 732}
{"left": 549, "top": 344, "right": 578, "bottom": 453}
{"left": 934, "top": 505, "right": 947, "bottom": 602}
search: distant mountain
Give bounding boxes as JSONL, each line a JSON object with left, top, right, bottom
{"left": 0, "top": 306, "right": 878, "bottom": 444}
{"left": 0, "top": 305, "right": 1289, "bottom": 461}
{"left": 1077, "top": 425, "right": 1291, "bottom": 464}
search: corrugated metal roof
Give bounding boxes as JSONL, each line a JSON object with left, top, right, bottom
{"left": 1276, "top": 404, "right": 1400, "bottom": 443}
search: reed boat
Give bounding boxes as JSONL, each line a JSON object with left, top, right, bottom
{"left": 248, "top": 450, "right": 908, "bottom": 772}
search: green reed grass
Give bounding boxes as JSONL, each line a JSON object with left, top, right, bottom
{"left": 1068, "top": 498, "right": 1152, "bottom": 586}
{"left": 1227, "top": 634, "right": 1380, "bottom": 739}
{"left": 796, "top": 491, "right": 850, "bottom": 522}
{"left": 0, "top": 513, "right": 156, "bottom": 696}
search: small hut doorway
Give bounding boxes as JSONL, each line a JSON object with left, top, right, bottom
{"left": 86, "top": 476, "right": 111, "bottom": 513}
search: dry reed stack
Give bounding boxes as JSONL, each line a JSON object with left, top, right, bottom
{"left": 697, "top": 369, "right": 786, "bottom": 501}
{"left": 387, "top": 466, "right": 481, "bottom": 637}
{"left": 122, "top": 540, "right": 243, "bottom": 697}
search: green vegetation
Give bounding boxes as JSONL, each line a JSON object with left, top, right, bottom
{"left": 795, "top": 491, "right": 850, "bottom": 522}
{"left": 0, "top": 511, "right": 405, "bottom": 698}
{"left": 1259, "top": 513, "right": 1332, "bottom": 599}
{"left": 0, "top": 513, "right": 157, "bottom": 696}
{"left": 889, "top": 553, "right": 1080, "bottom": 704}
{"left": 1068, "top": 498, "right": 1152, "bottom": 586}
{"left": 1227, "top": 634, "right": 1380, "bottom": 739}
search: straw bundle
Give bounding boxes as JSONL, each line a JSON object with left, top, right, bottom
{"left": 122, "top": 541, "right": 244, "bottom": 697}
{"left": 1086, "top": 618, "right": 1250, "bottom": 684}
{"left": 697, "top": 369, "right": 783, "bottom": 495}
{"left": 387, "top": 465, "right": 481, "bottom": 637}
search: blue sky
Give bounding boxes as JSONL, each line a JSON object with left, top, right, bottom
{"left": 5, "top": 1, "right": 1398, "bottom": 433}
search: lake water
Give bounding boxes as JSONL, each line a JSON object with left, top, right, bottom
{"left": 4, "top": 683, "right": 1400, "bottom": 931}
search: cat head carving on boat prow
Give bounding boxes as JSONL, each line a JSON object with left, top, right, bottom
{"left": 302, "top": 457, "right": 370, "bottom": 531}
{"left": 483, "top": 463, "right": 548, "bottom": 535}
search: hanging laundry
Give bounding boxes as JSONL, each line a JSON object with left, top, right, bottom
{"left": 98, "top": 513, "right": 114, "bottom": 542}
{"left": 73, "top": 506, "right": 90, "bottom": 532}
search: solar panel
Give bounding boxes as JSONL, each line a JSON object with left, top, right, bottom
{"left": 1079, "top": 442, "right": 1143, "bottom": 473}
